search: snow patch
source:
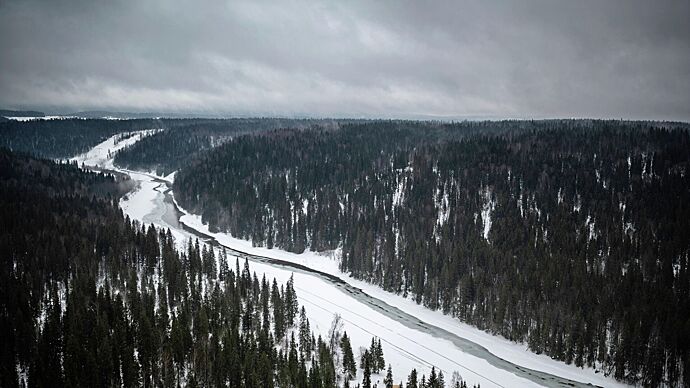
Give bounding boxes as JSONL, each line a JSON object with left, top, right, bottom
{"left": 480, "top": 186, "right": 495, "bottom": 242}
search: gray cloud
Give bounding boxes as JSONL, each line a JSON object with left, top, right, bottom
{"left": 1, "top": 0, "right": 688, "bottom": 120}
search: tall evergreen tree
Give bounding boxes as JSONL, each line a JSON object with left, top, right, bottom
{"left": 362, "top": 351, "right": 372, "bottom": 388}
{"left": 299, "top": 306, "right": 312, "bottom": 359}
{"left": 407, "top": 369, "right": 418, "bottom": 388}
{"left": 341, "top": 331, "right": 357, "bottom": 380}
{"left": 285, "top": 274, "right": 299, "bottom": 327}
{"left": 384, "top": 364, "right": 394, "bottom": 388}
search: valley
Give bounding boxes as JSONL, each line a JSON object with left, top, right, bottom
{"left": 78, "top": 132, "right": 629, "bottom": 388}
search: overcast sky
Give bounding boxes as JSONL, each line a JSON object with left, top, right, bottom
{"left": 1, "top": 0, "right": 688, "bottom": 120}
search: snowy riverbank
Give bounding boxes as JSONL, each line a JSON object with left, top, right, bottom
{"left": 80, "top": 133, "right": 629, "bottom": 388}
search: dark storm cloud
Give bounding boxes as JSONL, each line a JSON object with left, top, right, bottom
{"left": 1, "top": 0, "right": 688, "bottom": 120}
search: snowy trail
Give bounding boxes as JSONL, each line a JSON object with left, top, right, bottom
{"left": 79, "top": 133, "right": 628, "bottom": 388}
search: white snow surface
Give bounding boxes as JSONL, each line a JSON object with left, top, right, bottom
{"left": 4, "top": 115, "right": 129, "bottom": 121}
{"left": 70, "top": 129, "right": 162, "bottom": 169}
{"left": 173, "top": 201, "right": 629, "bottom": 388}
{"left": 480, "top": 186, "right": 495, "bottom": 241}
{"left": 77, "top": 134, "right": 630, "bottom": 388}
{"left": 4, "top": 115, "right": 76, "bottom": 121}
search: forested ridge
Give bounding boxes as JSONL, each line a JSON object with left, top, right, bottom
{"left": 0, "top": 117, "right": 340, "bottom": 163}
{"left": 175, "top": 120, "right": 690, "bottom": 386}
{"left": 0, "top": 110, "right": 44, "bottom": 117}
{"left": 3, "top": 118, "right": 689, "bottom": 386}
{"left": 2, "top": 149, "right": 415, "bottom": 388}
{"left": 0, "top": 119, "right": 165, "bottom": 159}
{"left": 113, "top": 118, "right": 350, "bottom": 175}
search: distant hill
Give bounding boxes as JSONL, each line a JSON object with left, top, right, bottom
{"left": 68, "top": 110, "right": 224, "bottom": 119}
{"left": 67, "top": 110, "right": 159, "bottom": 119}
{"left": 0, "top": 109, "right": 45, "bottom": 117}
{"left": 67, "top": 110, "right": 334, "bottom": 119}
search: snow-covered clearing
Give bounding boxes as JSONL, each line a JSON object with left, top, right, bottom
{"left": 78, "top": 133, "right": 629, "bottom": 388}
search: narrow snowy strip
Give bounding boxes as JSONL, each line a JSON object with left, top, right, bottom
{"left": 71, "top": 128, "right": 162, "bottom": 168}
{"left": 4, "top": 115, "right": 76, "bottom": 121}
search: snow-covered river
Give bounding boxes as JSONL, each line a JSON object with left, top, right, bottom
{"left": 76, "top": 133, "right": 629, "bottom": 388}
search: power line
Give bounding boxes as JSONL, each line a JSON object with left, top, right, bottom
{"left": 295, "top": 285, "right": 506, "bottom": 388}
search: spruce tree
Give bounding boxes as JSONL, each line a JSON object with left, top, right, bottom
{"left": 384, "top": 364, "right": 394, "bottom": 388}
{"left": 362, "top": 352, "right": 372, "bottom": 388}
{"left": 375, "top": 338, "right": 385, "bottom": 372}
{"left": 407, "top": 369, "right": 418, "bottom": 388}
{"left": 271, "top": 279, "right": 285, "bottom": 340}
{"left": 368, "top": 338, "right": 378, "bottom": 373}
{"left": 299, "top": 306, "right": 312, "bottom": 359}
{"left": 285, "top": 274, "right": 299, "bottom": 327}
{"left": 428, "top": 367, "right": 438, "bottom": 388}
{"left": 341, "top": 331, "right": 357, "bottom": 379}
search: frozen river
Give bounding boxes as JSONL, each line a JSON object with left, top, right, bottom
{"left": 76, "top": 133, "right": 628, "bottom": 388}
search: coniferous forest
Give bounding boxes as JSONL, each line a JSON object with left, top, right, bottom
{"left": 3, "top": 0, "right": 689, "bottom": 385}
{"left": 2, "top": 118, "right": 689, "bottom": 387}
{"left": 0, "top": 119, "right": 162, "bottom": 159}
{"left": 173, "top": 119, "right": 690, "bottom": 387}
{"left": 113, "top": 118, "right": 348, "bottom": 176}
{"left": 0, "top": 117, "right": 339, "bottom": 165}
{"left": 1, "top": 149, "right": 376, "bottom": 387}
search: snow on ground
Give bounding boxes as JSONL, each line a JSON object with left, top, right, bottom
{"left": 248, "top": 259, "right": 540, "bottom": 388}
{"left": 70, "top": 129, "right": 162, "bottom": 169}
{"left": 4, "top": 115, "right": 76, "bottom": 121}
{"left": 120, "top": 172, "right": 161, "bottom": 224}
{"left": 76, "top": 133, "right": 629, "bottom": 388}
{"left": 3, "top": 115, "right": 129, "bottom": 121}
{"left": 123, "top": 177, "right": 539, "bottom": 387}
{"left": 480, "top": 186, "right": 495, "bottom": 241}
{"left": 174, "top": 201, "right": 629, "bottom": 388}
{"left": 119, "top": 170, "right": 188, "bottom": 245}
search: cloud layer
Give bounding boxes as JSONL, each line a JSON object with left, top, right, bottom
{"left": 1, "top": 0, "right": 689, "bottom": 120}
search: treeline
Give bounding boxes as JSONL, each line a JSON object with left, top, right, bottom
{"left": 174, "top": 120, "right": 690, "bottom": 386}
{"left": 0, "top": 118, "right": 167, "bottom": 159}
{"left": 113, "top": 118, "right": 349, "bottom": 175}
{"left": 172, "top": 120, "right": 517, "bottom": 247}
{"left": 0, "top": 109, "right": 44, "bottom": 117}
{"left": 0, "top": 149, "right": 375, "bottom": 387}
{"left": 0, "top": 117, "right": 336, "bottom": 162}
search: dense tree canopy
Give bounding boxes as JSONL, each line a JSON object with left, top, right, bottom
{"left": 0, "top": 118, "right": 164, "bottom": 159}
{"left": 113, "top": 118, "right": 348, "bottom": 175}
{"left": 0, "top": 149, "right": 344, "bottom": 387}
{"left": 175, "top": 120, "right": 690, "bottom": 386}
{"left": 3, "top": 117, "right": 689, "bottom": 386}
